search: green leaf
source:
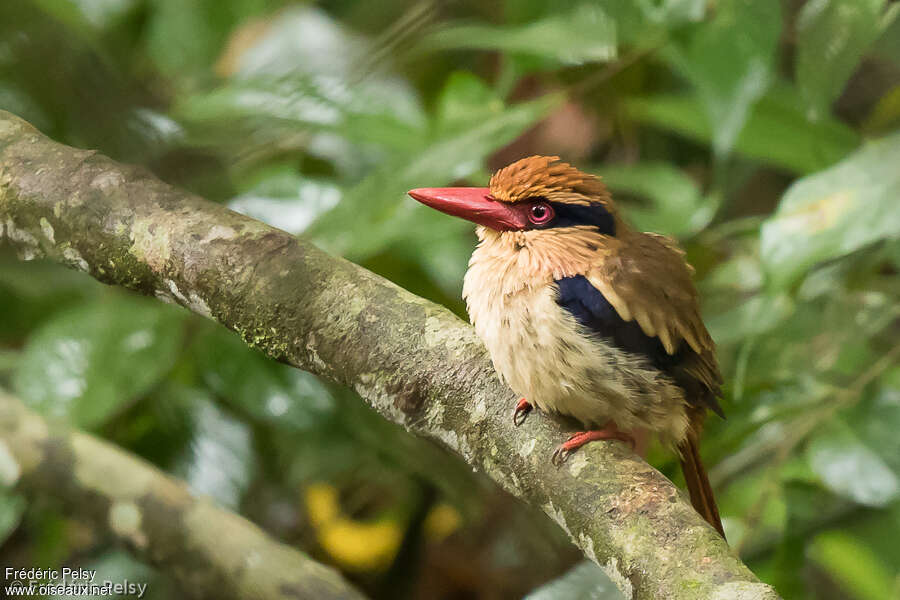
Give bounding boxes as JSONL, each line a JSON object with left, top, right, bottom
{"left": 808, "top": 531, "right": 897, "bottom": 600}
{"left": 221, "top": 3, "right": 426, "bottom": 110}
{"left": 0, "top": 258, "right": 99, "bottom": 342}
{"left": 417, "top": 3, "right": 616, "bottom": 65}
{"left": 390, "top": 229, "right": 474, "bottom": 300}
{"left": 593, "top": 162, "right": 715, "bottom": 236}
{"left": 810, "top": 495, "right": 900, "bottom": 600}
{"left": 225, "top": 5, "right": 365, "bottom": 78}
{"left": 106, "top": 381, "right": 198, "bottom": 469}
{"left": 176, "top": 74, "right": 424, "bottom": 158}
{"left": 29, "top": 0, "right": 140, "bottom": 41}
{"left": 434, "top": 72, "right": 505, "bottom": 133}
{"left": 0, "top": 82, "right": 52, "bottom": 132}
{"left": 174, "top": 5, "right": 425, "bottom": 161}
{"left": 174, "top": 393, "right": 255, "bottom": 510}
{"left": 13, "top": 297, "right": 184, "bottom": 428}
{"left": 0, "top": 491, "right": 25, "bottom": 547}
{"left": 508, "top": 0, "right": 704, "bottom": 45}
{"left": 145, "top": 0, "right": 269, "bottom": 77}
{"left": 848, "top": 373, "right": 900, "bottom": 481}
{"left": 727, "top": 465, "right": 788, "bottom": 546}
{"left": 807, "top": 419, "right": 900, "bottom": 507}
{"left": 627, "top": 86, "right": 859, "bottom": 174}
{"left": 702, "top": 250, "right": 764, "bottom": 294}
{"left": 637, "top": 0, "right": 706, "bottom": 24}
{"left": 705, "top": 292, "right": 794, "bottom": 345}
{"left": 227, "top": 165, "right": 342, "bottom": 235}
{"left": 796, "top": 0, "right": 896, "bottom": 122}
{"left": 728, "top": 288, "right": 895, "bottom": 395}
{"left": 872, "top": 5, "right": 900, "bottom": 63}
{"left": 664, "top": 0, "right": 782, "bottom": 155}
{"left": 863, "top": 83, "right": 900, "bottom": 134}
{"left": 760, "top": 130, "right": 900, "bottom": 290}
{"left": 192, "top": 327, "right": 336, "bottom": 432}
{"left": 605, "top": 0, "right": 706, "bottom": 28}
{"left": 524, "top": 561, "right": 624, "bottom": 600}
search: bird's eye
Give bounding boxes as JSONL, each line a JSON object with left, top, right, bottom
{"left": 528, "top": 202, "right": 554, "bottom": 225}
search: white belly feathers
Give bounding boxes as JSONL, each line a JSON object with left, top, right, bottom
{"left": 463, "top": 242, "right": 689, "bottom": 444}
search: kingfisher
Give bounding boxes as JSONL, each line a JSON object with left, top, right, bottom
{"left": 409, "top": 156, "right": 726, "bottom": 537}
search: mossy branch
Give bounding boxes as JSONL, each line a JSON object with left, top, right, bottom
{"left": 0, "top": 111, "right": 780, "bottom": 600}
{"left": 0, "top": 390, "right": 365, "bottom": 600}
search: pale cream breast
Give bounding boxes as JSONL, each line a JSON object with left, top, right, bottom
{"left": 463, "top": 229, "right": 690, "bottom": 446}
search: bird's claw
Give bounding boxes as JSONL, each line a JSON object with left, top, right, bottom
{"left": 513, "top": 398, "right": 532, "bottom": 427}
{"left": 551, "top": 427, "right": 635, "bottom": 468}
{"left": 551, "top": 445, "right": 571, "bottom": 467}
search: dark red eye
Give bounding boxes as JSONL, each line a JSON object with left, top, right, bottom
{"left": 528, "top": 202, "right": 554, "bottom": 225}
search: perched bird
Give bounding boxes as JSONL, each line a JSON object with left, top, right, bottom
{"left": 408, "top": 156, "right": 726, "bottom": 538}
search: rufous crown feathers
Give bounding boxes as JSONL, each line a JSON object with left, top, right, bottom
{"left": 489, "top": 155, "right": 613, "bottom": 208}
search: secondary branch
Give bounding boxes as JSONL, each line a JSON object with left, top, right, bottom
{"left": 0, "top": 391, "right": 364, "bottom": 600}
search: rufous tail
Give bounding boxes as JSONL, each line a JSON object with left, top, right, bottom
{"left": 678, "top": 427, "right": 726, "bottom": 539}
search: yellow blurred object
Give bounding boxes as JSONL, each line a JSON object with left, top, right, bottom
{"left": 319, "top": 520, "right": 404, "bottom": 573}
{"left": 304, "top": 483, "right": 403, "bottom": 573}
{"left": 305, "top": 483, "right": 341, "bottom": 527}
{"left": 423, "top": 503, "right": 462, "bottom": 541}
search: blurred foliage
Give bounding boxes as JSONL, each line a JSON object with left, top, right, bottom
{"left": 1, "top": 0, "right": 899, "bottom": 598}
{"left": 523, "top": 560, "right": 621, "bottom": 600}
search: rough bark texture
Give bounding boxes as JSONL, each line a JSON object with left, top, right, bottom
{"left": 0, "top": 111, "right": 781, "bottom": 600}
{"left": 0, "top": 391, "right": 364, "bottom": 600}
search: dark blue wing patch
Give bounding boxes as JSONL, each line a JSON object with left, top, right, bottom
{"left": 555, "top": 275, "right": 723, "bottom": 416}
{"left": 555, "top": 275, "right": 672, "bottom": 368}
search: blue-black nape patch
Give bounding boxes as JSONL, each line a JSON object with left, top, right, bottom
{"left": 554, "top": 275, "right": 723, "bottom": 415}
{"left": 547, "top": 201, "right": 615, "bottom": 235}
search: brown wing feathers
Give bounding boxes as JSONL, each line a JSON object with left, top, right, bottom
{"left": 586, "top": 232, "right": 724, "bottom": 411}
{"left": 589, "top": 231, "right": 726, "bottom": 536}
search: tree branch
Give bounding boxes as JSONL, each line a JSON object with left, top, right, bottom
{"left": 0, "top": 390, "right": 365, "bottom": 600}
{"left": 0, "top": 111, "right": 780, "bottom": 600}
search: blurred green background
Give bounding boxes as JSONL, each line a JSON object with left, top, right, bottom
{"left": 1, "top": 0, "right": 899, "bottom": 598}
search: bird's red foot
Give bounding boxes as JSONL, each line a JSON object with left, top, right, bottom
{"left": 513, "top": 398, "right": 532, "bottom": 427}
{"left": 551, "top": 424, "right": 636, "bottom": 466}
